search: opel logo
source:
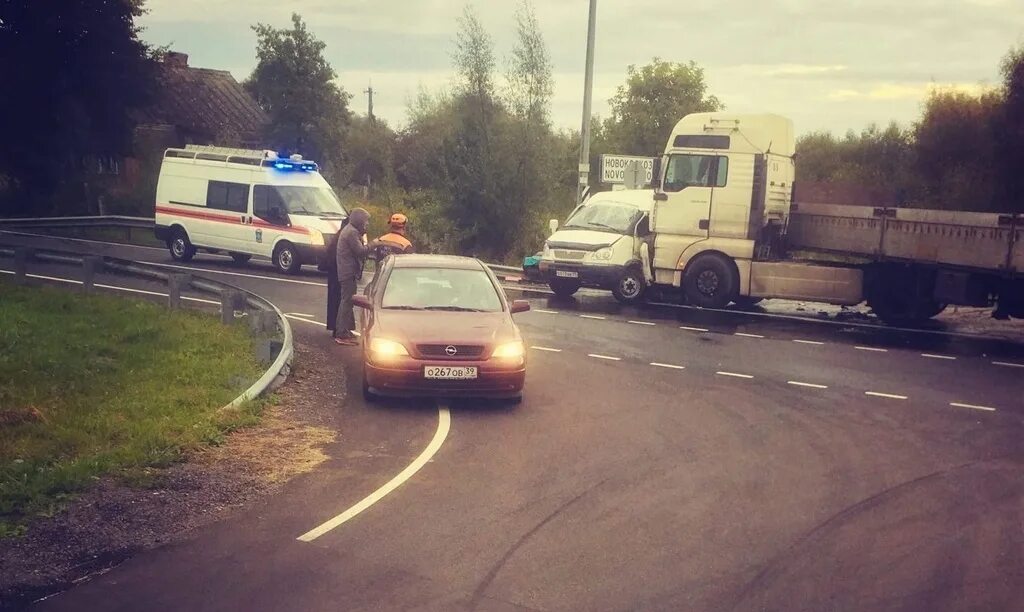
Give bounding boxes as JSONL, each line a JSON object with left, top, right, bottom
{"left": 445, "top": 345, "right": 458, "bottom": 356}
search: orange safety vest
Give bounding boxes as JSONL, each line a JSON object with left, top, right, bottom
{"left": 377, "top": 232, "right": 414, "bottom": 253}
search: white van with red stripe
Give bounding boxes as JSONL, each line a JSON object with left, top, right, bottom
{"left": 154, "top": 145, "right": 347, "bottom": 274}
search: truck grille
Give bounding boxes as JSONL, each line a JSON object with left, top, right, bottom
{"left": 417, "top": 344, "right": 486, "bottom": 359}
{"left": 554, "top": 249, "right": 587, "bottom": 260}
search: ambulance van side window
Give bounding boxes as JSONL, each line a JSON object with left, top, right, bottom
{"left": 206, "top": 181, "right": 249, "bottom": 213}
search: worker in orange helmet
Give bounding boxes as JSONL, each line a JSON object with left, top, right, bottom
{"left": 373, "top": 213, "right": 415, "bottom": 258}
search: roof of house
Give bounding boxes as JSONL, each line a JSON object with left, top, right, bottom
{"left": 136, "top": 52, "right": 268, "bottom": 146}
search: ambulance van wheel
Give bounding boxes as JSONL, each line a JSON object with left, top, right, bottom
{"left": 169, "top": 229, "right": 196, "bottom": 262}
{"left": 273, "top": 242, "right": 301, "bottom": 274}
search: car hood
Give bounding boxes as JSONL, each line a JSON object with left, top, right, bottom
{"left": 374, "top": 310, "right": 519, "bottom": 346}
{"left": 546, "top": 229, "right": 624, "bottom": 250}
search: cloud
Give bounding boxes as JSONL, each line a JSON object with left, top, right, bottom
{"left": 826, "top": 82, "right": 993, "bottom": 101}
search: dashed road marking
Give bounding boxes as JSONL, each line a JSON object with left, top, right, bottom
{"left": 735, "top": 332, "right": 765, "bottom": 338}
{"left": 855, "top": 346, "right": 887, "bottom": 352}
{"left": 580, "top": 314, "right": 606, "bottom": 320}
{"left": 680, "top": 326, "right": 709, "bottom": 332}
{"left": 298, "top": 406, "right": 451, "bottom": 542}
{"left": 650, "top": 362, "right": 686, "bottom": 370}
{"left": 922, "top": 353, "right": 956, "bottom": 360}
{"left": 788, "top": 381, "right": 828, "bottom": 389}
{"left": 530, "top": 346, "right": 562, "bottom": 352}
{"left": 717, "top": 371, "right": 754, "bottom": 379}
{"left": 793, "top": 339, "right": 825, "bottom": 345}
{"left": 588, "top": 353, "right": 621, "bottom": 361}
{"left": 950, "top": 402, "right": 996, "bottom": 412}
{"left": 534, "top": 309, "right": 559, "bottom": 314}
{"left": 993, "top": 361, "right": 1024, "bottom": 368}
{"left": 628, "top": 320, "right": 656, "bottom": 326}
{"left": 865, "top": 391, "right": 908, "bottom": 400}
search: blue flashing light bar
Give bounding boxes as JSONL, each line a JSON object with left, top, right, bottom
{"left": 269, "top": 159, "right": 318, "bottom": 172}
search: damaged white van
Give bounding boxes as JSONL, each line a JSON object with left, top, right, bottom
{"left": 154, "top": 145, "right": 347, "bottom": 274}
{"left": 538, "top": 189, "right": 655, "bottom": 304}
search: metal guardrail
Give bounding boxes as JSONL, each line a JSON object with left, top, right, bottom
{"left": 0, "top": 241, "right": 294, "bottom": 405}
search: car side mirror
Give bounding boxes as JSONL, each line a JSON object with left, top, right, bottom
{"left": 352, "top": 295, "right": 373, "bottom": 309}
{"left": 510, "top": 300, "right": 530, "bottom": 314}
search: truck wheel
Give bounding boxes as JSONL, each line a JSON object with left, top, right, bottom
{"left": 230, "top": 253, "right": 252, "bottom": 265}
{"left": 168, "top": 229, "right": 196, "bottom": 262}
{"left": 549, "top": 278, "right": 581, "bottom": 298}
{"left": 273, "top": 242, "right": 301, "bottom": 274}
{"left": 612, "top": 268, "right": 646, "bottom": 304}
{"left": 683, "top": 254, "right": 737, "bottom": 309}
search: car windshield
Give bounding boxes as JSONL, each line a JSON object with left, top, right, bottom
{"left": 563, "top": 202, "right": 641, "bottom": 233}
{"left": 381, "top": 268, "right": 503, "bottom": 312}
{"left": 265, "top": 185, "right": 346, "bottom": 217}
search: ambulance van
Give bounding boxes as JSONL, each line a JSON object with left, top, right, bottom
{"left": 154, "top": 145, "right": 347, "bottom": 274}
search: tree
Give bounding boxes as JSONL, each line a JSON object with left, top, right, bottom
{"left": 995, "top": 46, "right": 1024, "bottom": 212}
{"left": 604, "top": 58, "right": 723, "bottom": 156}
{"left": 245, "top": 13, "right": 351, "bottom": 180}
{"left": 0, "top": 0, "right": 159, "bottom": 215}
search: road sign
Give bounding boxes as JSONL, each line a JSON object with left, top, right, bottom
{"left": 599, "top": 154, "right": 655, "bottom": 186}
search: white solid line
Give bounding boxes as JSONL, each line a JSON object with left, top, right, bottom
{"left": 680, "top": 326, "right": 709, "bottom": 332}
{"left": 793, "top": 339, "right": 825, "bottom": 345}
{"left": 650, "top": 362, "right": 685, "bottom": 370}
{"left": 286, "top": 312, "right": 315, "bottom": 317}
{"left": 735, "top": 332, "right": 765, "bottom": 338}
{"left": 788, "top": 381, "right": 829, "bottom": 389}
{"left": 993, "top": 361, "right": 1024, "bottom": 368}
{"left": 534, "top": 309, "right": 559, "bottom": 314}
{"left": 865, "top": 391, "right": 908, "bottom": 400}
{"left": 145, "top": 261, "right": 326, "bottom": 287}
{"left": 628, "top": 320, "right": 656, "bottom": 326}
{"left": 855, "top": 346, "right": 888, "bottom": 352}
{"left": 588, "top": 353, "right": 621, "bottom": 361}
{"left": 530, "top": 346, "right": 562, "bottom": 352}
{"left": 950, "top": 402, "right": 996, "bottom": 412}
{"left": 580, "top": 314, "right": 606, "bottom": 320}
{"left": 922, "top": 353, "right": 956, "bottom": 360}
{"left": 716, "top": 371, "right": 754, "bottom": 379}
{"left": 297, "top": 406, "right": 451, "bottom": 542}
{"left": 285, "top": 314, "right": 324, "bottom": 326}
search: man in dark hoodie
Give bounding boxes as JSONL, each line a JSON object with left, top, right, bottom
{"left": 334, "top": 208, "right": 376, "bottom": 345}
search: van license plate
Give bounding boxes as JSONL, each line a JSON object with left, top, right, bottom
{"left": 555, "top": 270, "right": 579, "bottom": 278}
{"left": 424, "top": 366, "right": 478, "bottom": 380}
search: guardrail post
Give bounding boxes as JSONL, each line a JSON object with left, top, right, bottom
{"left": 167, "top": 273, "right": 191, "bottom": 309}
{"left": 13, "top": 248, "right": 33, "bottom": 285}
{"left": 248, "top": 309, "right": 274, "bottom": 334}
{"left": 81, "top": 257, "right": 103, "bottom": 293}
{"left": 257, "top": 339, "right": 283, "bottom": 364}
{"left": 221, "top": 289, "right": 242, "bottom": 324}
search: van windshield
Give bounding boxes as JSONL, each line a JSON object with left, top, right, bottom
{"left": 563, "top": 202, "right": 642, "bottom": 234}
{"left": 254, "top": 185, "right": 346, "bottom": 218}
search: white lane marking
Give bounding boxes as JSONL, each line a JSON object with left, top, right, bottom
{"left": 865, "top": 391, "right": 908, "bottom": 400}
{"left": 580, "top": 314, "right": 606, "bottom": 320}
{"left": 588, "top": 353, "right": 621, "bottom": 361}
{"left": 950, "top": 402, "right": 996, "bottom": 412}
{"left": 793, "top": 339, "right": 825, "bottom": 345}
{"left": 855, "top": 346, "right": 888, "bottom": 352}
{"left": 530, "top": 346, "right": 562, "bottom": 352}
{"left": 534, "top": 309, "right": 559, "bottom": 314}
{"left": 286, "top": 312, "right": 314, "bottom": 317}
{"left": 0, "top": 269, "right": 220, "bottom": 305}
{"left": 993, "top": 361, "right": 1024, "bottom": 369}
{"left": 145, "top": 261, "right": 326, "bottom": 287}
{"left": 283, "top": 314, "right": 361, "bottom": 336}
{"left": 298, "top": 406, "right": 451, "bottom": 542}
{"left": 650, "top": 362, "right": 685, "bottom": 370}
{"left": 680, "top": 325, "right": 709, "bottom": 332}
{"left": 788, "top": 381, "right": 829, "bottom": 389}
{"left": 921, "top": 353, "right": 957, "bottom": 360}
{"left": 734, "top": 332, "right": 765, "bottom": 338}
{"left": 628, "top": 320, "right": 656, "bottom": 326}
{"left": 716, "top": 371, "right": 754, "bottom": 379}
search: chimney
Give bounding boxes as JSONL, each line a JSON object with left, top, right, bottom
{"left": 166, "top": 51, "right": 189, "bottom": 68}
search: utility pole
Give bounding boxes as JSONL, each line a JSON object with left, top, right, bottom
{"left": 364, "top": 80, "right": 375, "bottom": 124}
{"left": 577, "top": 0, "right": 598, "bottom": 204}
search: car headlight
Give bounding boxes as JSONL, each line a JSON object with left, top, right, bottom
{"left": 492, "top": 341, "right": 525, "bottom": 360}
{"left": 593, "top": 247, "right": 613, "bottom": 261}
{"left": 369, "top": 338, "right": 409, "bottom": 359}
{"left": 309, "top": 230, "right": 325, "bottom": 246}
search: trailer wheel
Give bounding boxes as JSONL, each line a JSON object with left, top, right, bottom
{"left": 866, "top": 265, "right": 945, "bottom": 326}
{"left": 168, "top": 228, "right": 196, "bottom": 262}
{"left": 612, "top": 268, "right": 646, "bottom": 304}
{"left": 683, "top": 254, "right": 737, "bottom": 309}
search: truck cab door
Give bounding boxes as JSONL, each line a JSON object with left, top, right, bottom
{"left": 651, "top": 153, "right": 725, "bottom": 271}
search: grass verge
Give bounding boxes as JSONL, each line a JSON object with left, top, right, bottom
{"left": 0, "top": 280, "right": 263, "bottom": 537}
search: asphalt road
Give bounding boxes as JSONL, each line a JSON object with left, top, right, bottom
{"left": 4, "top": 233, "right": 1024, "bottom": 612}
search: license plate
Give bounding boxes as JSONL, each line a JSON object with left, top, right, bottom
{"left": 555, "top": 270, "right": 579, "bottom": 278}
{"left": 424, "top": 366, "right": 478, "bottom": 380}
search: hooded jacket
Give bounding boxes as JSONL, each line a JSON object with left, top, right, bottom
{"left": 335, "top": 208, "right": 372, "bottom": 281}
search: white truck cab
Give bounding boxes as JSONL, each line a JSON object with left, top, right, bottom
{"left": 154, "top": 145, "right": 347, "bottom": 274}
{"left": 538, "top": 189, "right": 655, "bottom": 303}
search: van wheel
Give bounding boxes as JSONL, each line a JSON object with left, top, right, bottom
{"left": 169, "top": 229, "right": 196, "bottom": 262}
{"left": 230, "top": 253, "right": 252, "bottom": 265}
{"left": 683, "top": 254, "right": 737, "bottom": 309}
{"left": 273, "top": 242, "right": 301, "bottom": 274}
{"left": 612, "top": 268, "right": 646, "bottom": 304}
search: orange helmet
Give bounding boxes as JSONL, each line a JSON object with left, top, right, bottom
{"left": 389, "top": 213, "right": 408, "bottom": 230}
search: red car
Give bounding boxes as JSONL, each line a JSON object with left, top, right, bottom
{"left": 353, "top": 254, "right": 531, "bottom": 402}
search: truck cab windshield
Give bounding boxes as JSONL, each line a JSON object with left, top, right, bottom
{"left": 564, "top": 202, "right": 642, "bottom": 234}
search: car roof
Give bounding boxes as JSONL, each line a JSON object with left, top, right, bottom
{"left": 390, "top": 254, "right": 486, "bottom": 271}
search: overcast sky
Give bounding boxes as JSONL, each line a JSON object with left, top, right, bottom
{"left": 140, "top": 0, "right": 1024, "bottom": 137}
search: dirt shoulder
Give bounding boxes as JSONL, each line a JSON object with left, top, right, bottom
{"left": 0, "top": 341, "right": 343, "bottom": 611}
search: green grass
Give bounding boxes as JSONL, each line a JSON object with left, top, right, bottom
{"left": 0, "top": 281, "right": 263, "bottom": 537}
